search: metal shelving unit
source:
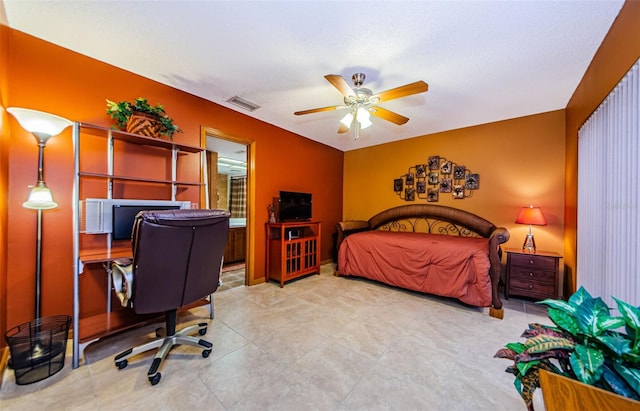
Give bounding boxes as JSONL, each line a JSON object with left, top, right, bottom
{"left": 71, "top": 122, "right": 206, "bottom": 368}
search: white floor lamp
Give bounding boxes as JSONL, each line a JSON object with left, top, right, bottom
{"left": 7, "top": 107, "right": 72, "bottom": 319}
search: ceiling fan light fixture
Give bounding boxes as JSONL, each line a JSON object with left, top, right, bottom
{"left": 356, "top": 107, "right": 372, "bottom": 129}
{"left": 340, "top": 112, "right": 354, "bottom": 128}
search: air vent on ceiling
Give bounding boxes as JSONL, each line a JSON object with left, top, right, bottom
{"left": 227, "top": 96, "right": 260, "bottom": 112}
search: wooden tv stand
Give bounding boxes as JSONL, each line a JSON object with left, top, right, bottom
{"left": 265, "top": 221, "right": 321, "bottom": 287}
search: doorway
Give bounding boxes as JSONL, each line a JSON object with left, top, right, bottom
{"left": 201, "top": 127, "right": 255, "bottom": 289}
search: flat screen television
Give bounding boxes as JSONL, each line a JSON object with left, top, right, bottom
{"left": 112, "top": 204, "right": 181, "bottom": 240}
{"left": 278, "top": 191, "right": 312, "bottom": 222}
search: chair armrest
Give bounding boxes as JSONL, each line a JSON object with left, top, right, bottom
{"left": 110, "top": 259, "right": 134, "bottom": 307}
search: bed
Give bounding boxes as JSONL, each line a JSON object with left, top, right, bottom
{"left": 335, "top": 204, "right": 509, "bottom": 318}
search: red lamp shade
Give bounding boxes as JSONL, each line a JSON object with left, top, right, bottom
{"left": 515, "top": 205, "right": 546, "bottom": 253}
{"left": 515, "top": 205, "right": 547, "bottom": 226}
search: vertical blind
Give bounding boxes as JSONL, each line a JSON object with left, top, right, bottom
{"left": 577, "top": 58, "right": 640, "bottom": 308}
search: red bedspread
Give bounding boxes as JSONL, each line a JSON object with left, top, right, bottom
{"left": 338, "top": 230, "right": 492, "bottom": 307}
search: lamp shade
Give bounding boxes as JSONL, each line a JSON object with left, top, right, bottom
{"left": 340, "top": 112, "right": 354, "bottom": 128}
{"left": 23, "top": 182, "right": 58, "bottom": 210}
{"left": 515, "top": 205, "right": 547, "bottom": 226}
{"left": 7, "top": 107, "right": 72, "bottom": 137}
{"left": 356, "top": 107, "right": 372, "bottom": 129}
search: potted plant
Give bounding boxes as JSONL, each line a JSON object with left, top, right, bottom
{"left": 106, "top": 97, "right": 182, "bottom": 139}
{"left": 495, "top": 287, "right": 640, "bottom": 410}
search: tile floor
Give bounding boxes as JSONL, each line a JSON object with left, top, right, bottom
{"left": 218, "top": 263, "right": 246, "bottom": 292}
{"left": 1, "top": 264, "right": 549, "bottom": 410}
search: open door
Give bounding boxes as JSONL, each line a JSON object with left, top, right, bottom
{"left": 201, "top": 126, "right": 255, "bottom": 287}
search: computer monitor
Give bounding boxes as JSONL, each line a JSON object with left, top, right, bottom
{"left": 112, "top": 204, "right": 181, "bottom": 240}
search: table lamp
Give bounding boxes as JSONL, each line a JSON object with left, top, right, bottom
{"left": 515, "top": 204, "right": 547, "bottom": 253}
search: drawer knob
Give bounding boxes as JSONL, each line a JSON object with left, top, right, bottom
{"left": 528, "top": 285, "right": 533, "bottom": 289}
{"left": 529, "top": 272, "right": 534, "bottom": 277}
{"left": 529, "top": 259, "right": 534, "bottom": 264}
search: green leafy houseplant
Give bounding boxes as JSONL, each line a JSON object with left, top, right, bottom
{"left": 495, "top": 287, "right": 640, "bottom": 410}
{"left": 106, "top": 97, "right": 182, "bottom": 139}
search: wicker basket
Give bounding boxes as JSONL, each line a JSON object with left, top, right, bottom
{"left": 125, "top": 112, "right": 162, "bottom": 138}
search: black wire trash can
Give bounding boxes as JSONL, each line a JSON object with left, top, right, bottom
{"left": 4, "top": 315, "right": 71, "bottom": 385}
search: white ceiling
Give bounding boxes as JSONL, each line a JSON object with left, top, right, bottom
{"left": 3, "top": 1, "right": 624, "bottom": 153}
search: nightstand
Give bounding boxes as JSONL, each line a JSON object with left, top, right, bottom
{"left": 505, "top": 248, "right": 562, "bottom": 300}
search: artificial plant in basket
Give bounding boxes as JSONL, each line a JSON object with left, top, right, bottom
{"left": 495, "top": 286, "right": 640, "bottom": 410}
{"left": 106, "top": 97, "right": 182, "bottom": 139}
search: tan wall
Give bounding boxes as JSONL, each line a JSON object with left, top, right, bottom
{"left": 344, "top": 110, "right": 566, "bottom": 263}
{"left": 564, "top": 0, "right": 640, "bottom": 294}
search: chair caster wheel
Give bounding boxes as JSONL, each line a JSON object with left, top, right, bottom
{"left": 155, "top": 327, "right": 164, "bottom": 337}
{"left": 202, "top": 349, "right": 211, "bottom": 358}
{"left": 149, "top": 373, "right": 161, "bottom": 385}
{"left": 116, "top": 360, "right": 128, "bottom": 369}
{"left": 199, "top": 327, "right": 207, "bottom": 336}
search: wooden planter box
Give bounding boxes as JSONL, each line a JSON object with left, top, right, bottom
{"left": 540, "top": 369, "right": 640, "bottom": 411}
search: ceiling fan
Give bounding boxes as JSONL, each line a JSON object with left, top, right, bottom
{"left": 294, "top": 73, "right": 428, "bottom": 138}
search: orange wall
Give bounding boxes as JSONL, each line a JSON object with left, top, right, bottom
{"left": 344, "top": 110, "right": 566, "bottom": 273}
{"left": 2, "top": 29, "right": 343, "bottom": 335}
{"left": 564, "top": 0, "right": 640, "bottom": 294}
{"left": 0, "top": 11, "right": 9, "bottom": 347}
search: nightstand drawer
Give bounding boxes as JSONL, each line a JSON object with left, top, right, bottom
{"left": 509, "top": 266, "right": 556, "bottom": 283}
{"left": 510, "top": 253, "right": 557, "bottom": 270}
{"left": 509, "top": 278, "right": 556, "bottom": 298}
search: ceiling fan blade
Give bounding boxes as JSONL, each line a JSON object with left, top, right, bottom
{"left": 338, "top": 124, "right": 350, "bottom": 133}
{"left": 324, "top": 74, "right": 356, "bottom": 98}
{"left": 294, "top": 105, "right": 345, "bottom": 116}
{"left": 370, "top": 106, "right": 410, "bottom": 125}
{"left": 373, "top": 81, "right": 428, "bottom": 103}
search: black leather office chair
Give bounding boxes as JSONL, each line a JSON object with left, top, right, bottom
{"left": 111, "top": 209, "right": 229, "bottom": 385}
